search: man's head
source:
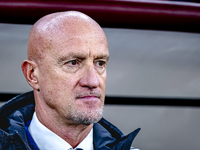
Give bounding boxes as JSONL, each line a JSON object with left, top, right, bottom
{"left": 22, "top": 11, "right": 109, "bottom": 125}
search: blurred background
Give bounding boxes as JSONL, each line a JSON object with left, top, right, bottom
{"left": 1, "top": 0, "right": 200, "bottom": 150}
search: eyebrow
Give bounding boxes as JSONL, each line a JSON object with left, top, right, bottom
{"left": 58, "top": 53, "right": 109, "bottom": 64}
{"left": 57, "top": 53, "right": 85, "bottom": 63}
{"left": 95, "top": 55, "right": 109, "bottom": 61}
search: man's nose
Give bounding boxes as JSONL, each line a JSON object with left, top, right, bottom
{"left": 79, "top": 66, "right": 100, "bottom": 89}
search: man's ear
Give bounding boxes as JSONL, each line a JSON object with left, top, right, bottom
{"left": 21, "top": 60, "right": 40, "bottom": 91}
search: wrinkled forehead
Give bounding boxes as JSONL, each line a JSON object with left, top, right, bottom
{"left": 44, "top": 19, "right": 107, "bottom": 57}
{"left": 27, "top": 11, "right": 108, "bottom": 61}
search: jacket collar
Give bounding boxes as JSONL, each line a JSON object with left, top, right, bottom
{"left": 93, "top": 118, "right": 140, "bottom": 150}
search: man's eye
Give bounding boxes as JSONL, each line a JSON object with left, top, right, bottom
{"left": 66, "top": 60, "right": 78, "bottom": 66}
{"left": 71, "top": 60, "right": 77, "bottom": 65}
{"left": 97, "top": 61, "right": 105, "bottom": 67}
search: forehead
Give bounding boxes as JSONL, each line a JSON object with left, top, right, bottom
{"left": 46, "top": 33, "right": 109, "bottom": 61}
{"left": 36, "top": 14, "right": 109, "bottom": 60}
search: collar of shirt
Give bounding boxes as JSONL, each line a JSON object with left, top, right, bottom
{"left": 28, "top": 112, "right": 94, "bottom": 150}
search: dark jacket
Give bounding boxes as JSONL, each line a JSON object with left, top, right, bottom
{"left": 0, "top": 91, "right": 140, "bottom": 150}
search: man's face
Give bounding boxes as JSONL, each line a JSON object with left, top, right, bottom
{"left": 37, "top": 26, "right": 109, "bottom": 125}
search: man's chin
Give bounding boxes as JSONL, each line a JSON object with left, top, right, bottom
{"left": 68, "top": 108, "right": 103, "bottom": 125}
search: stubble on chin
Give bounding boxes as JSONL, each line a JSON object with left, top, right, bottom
{"left": 67, "top": 97, "right": 104, "bottom": 125}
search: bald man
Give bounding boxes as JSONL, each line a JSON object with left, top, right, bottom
{"left": 0, "top": 11, "right": 140, "bottom": 150}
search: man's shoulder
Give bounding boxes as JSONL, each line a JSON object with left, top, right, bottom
{"left": 93, "top": 118, "right": 140, "bottom": 150}
{"left": 0, "top": 91, "right": 34, "bottom": 113}
{"left": 0, "top": 91, "right": 35, "bottom": 132}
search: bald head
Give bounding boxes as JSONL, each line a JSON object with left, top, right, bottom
{"left": 27, "top": 11, "right": 107, "bottom": 62}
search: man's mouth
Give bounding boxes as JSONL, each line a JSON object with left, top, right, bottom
{"left": 77, "top": 95, "right": 99, "bottom": 100}
{"left": 76, "top": 92, "right": 101, "bottom": 99}
{"left": 76, "top": 93, "right": 101, "bottom": 104}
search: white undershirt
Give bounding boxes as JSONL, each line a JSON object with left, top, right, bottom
{"left": 28, "top": 112, "right": 94, "bottom": 150}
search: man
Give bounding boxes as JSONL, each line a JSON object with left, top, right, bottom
{"left": 0, "top": 11, "right": 140, "bottom": 150}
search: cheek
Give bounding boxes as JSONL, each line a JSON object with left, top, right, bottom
{"left": 38, "top": 68, "right": 75, "bottom": 100}
{"left": 40, "top": 66, "right": 69, "bottom": 86}
{"left": 39, "top": 74, "right": 76, "bottom": 109}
